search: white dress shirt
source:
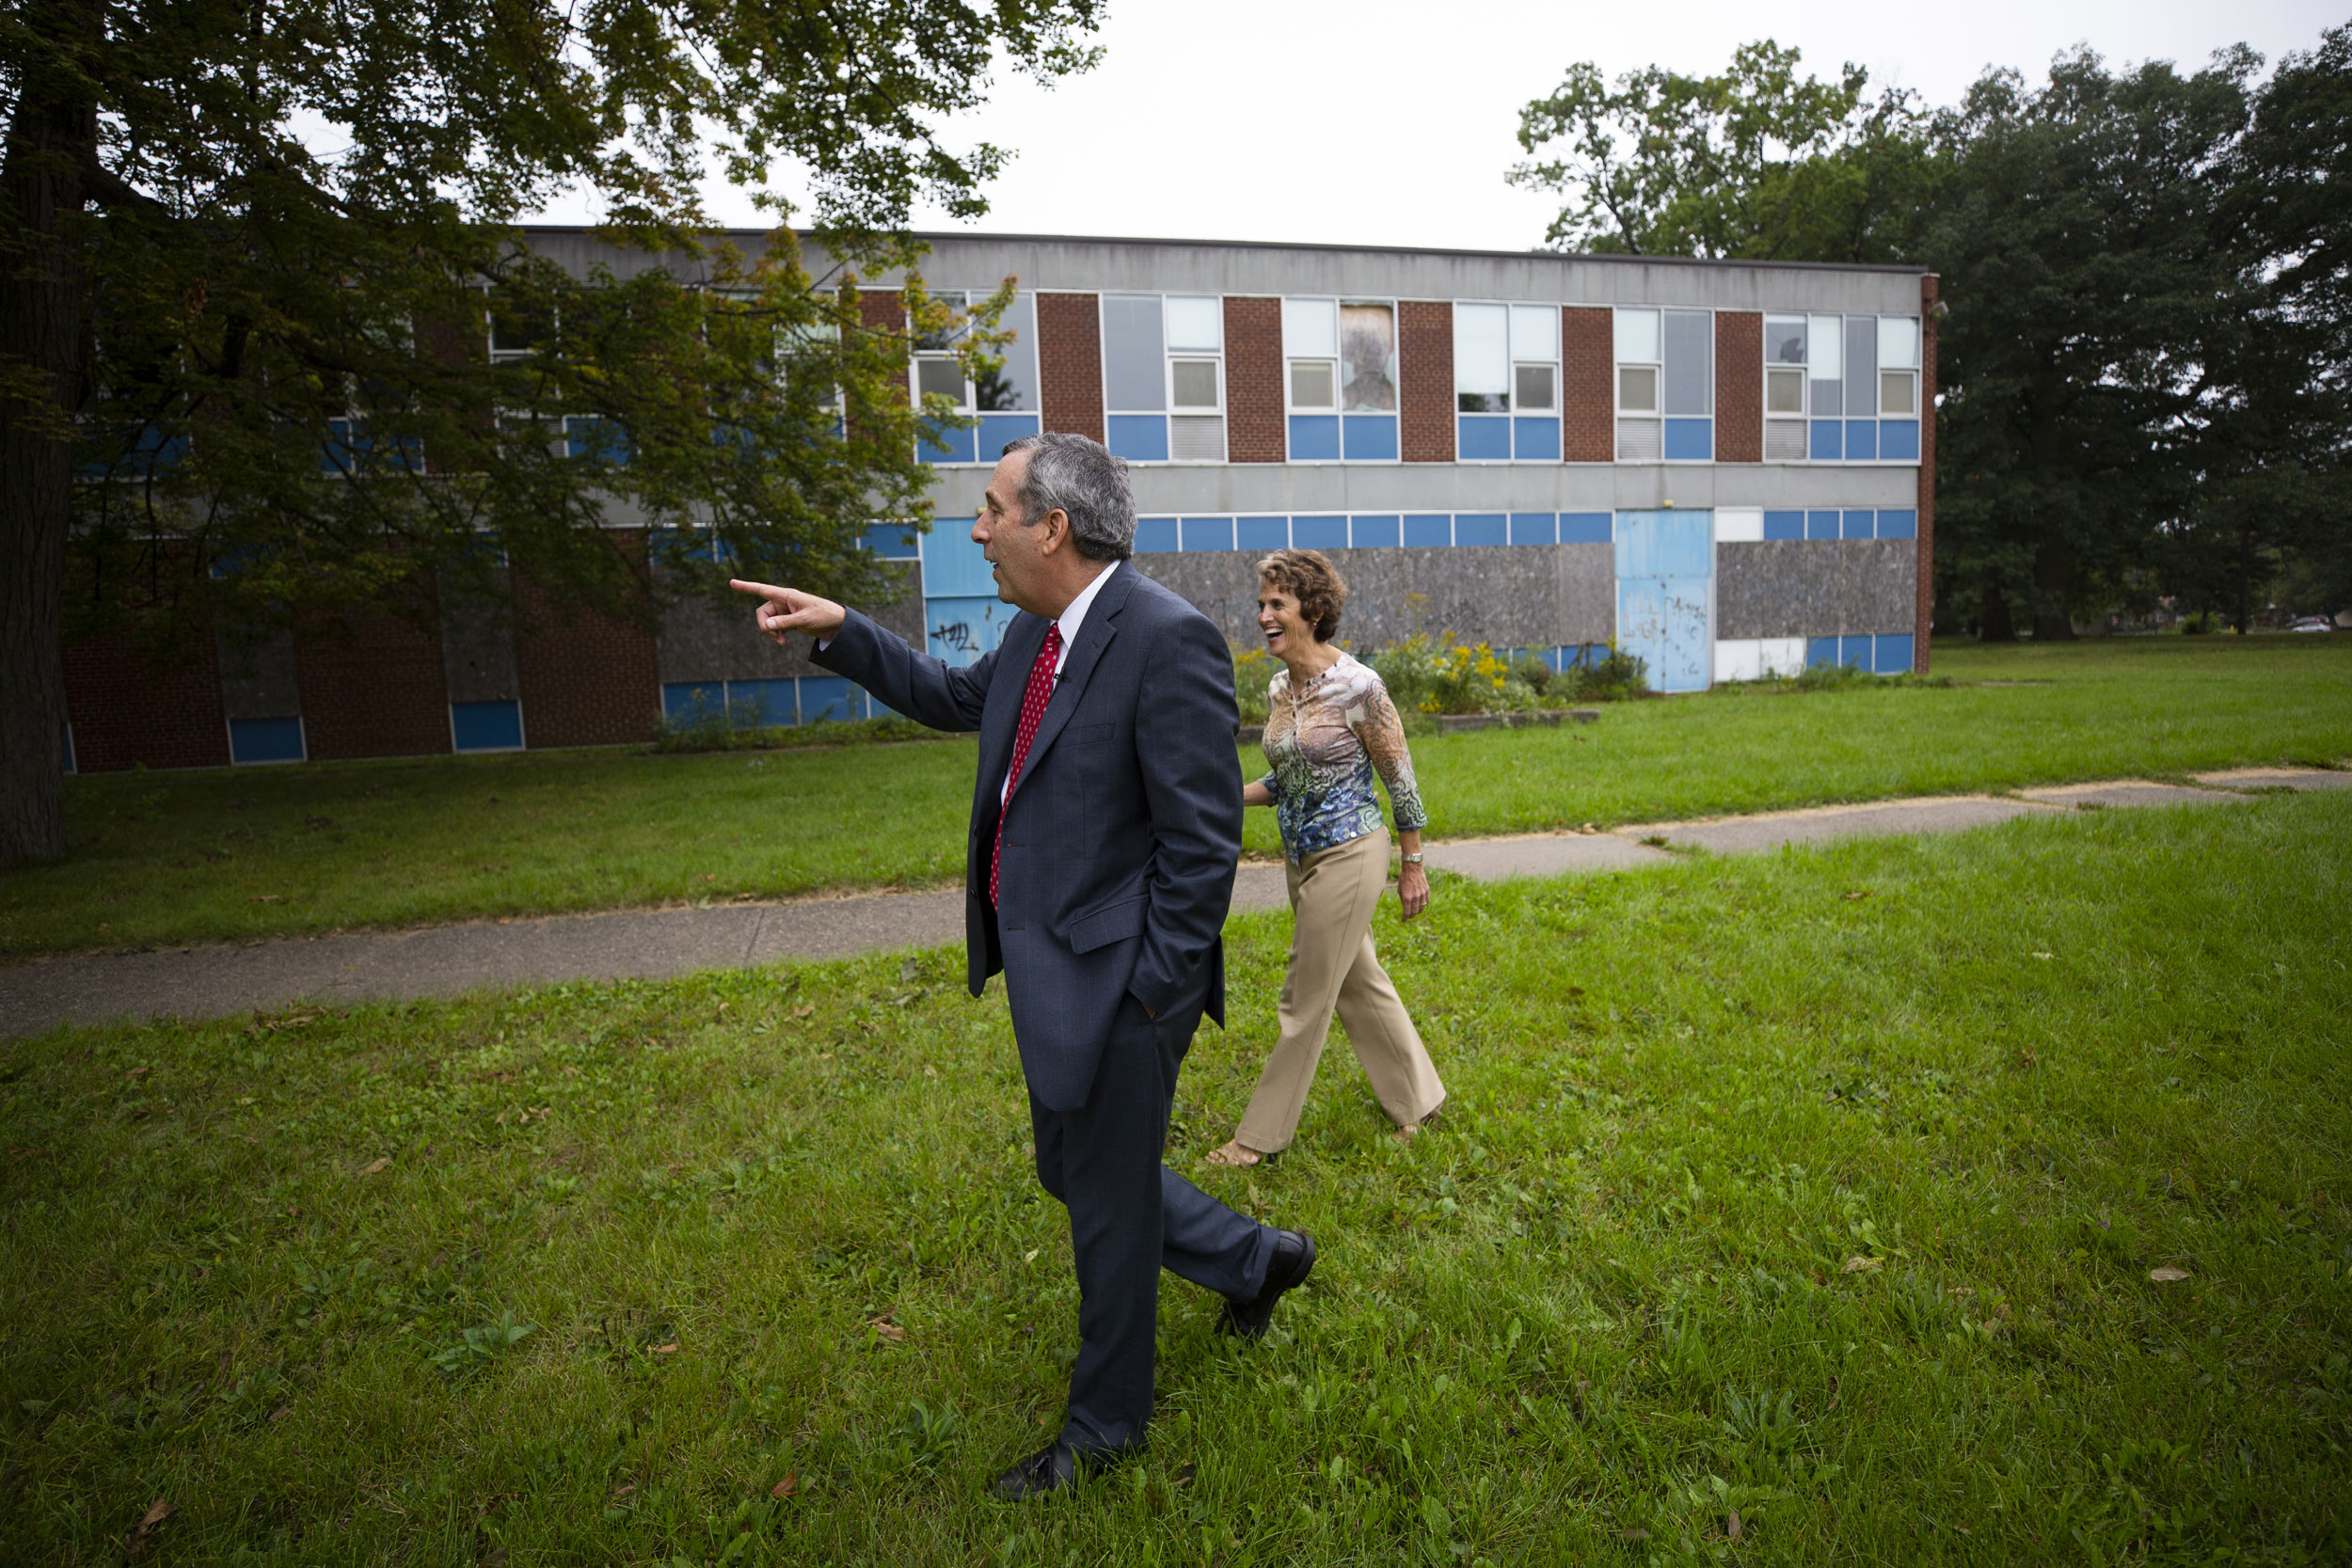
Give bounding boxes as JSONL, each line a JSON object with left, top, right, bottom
{"left": 1002, "top": 561, "right": 1116, "bottom": 803}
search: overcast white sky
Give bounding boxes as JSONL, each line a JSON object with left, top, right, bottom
{"left": 531, "top": 0, "right": 2346, "bottom": 252}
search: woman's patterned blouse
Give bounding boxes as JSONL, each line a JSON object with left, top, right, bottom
{"left": 1257, "top": 652, "right": 1429, "bottom": 861}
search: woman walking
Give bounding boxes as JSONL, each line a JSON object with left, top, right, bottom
{"left": 1208, "top": 549, "right": 1445, "bottom": 1168}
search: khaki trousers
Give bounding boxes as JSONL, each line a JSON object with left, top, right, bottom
{"left": 1234, "top": 828, "right": 1446, "bottom": 1154}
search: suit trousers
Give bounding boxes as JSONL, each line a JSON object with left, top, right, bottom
{"left": 1029, "top": 979, "right": 1276, "bottom": 1456}
{"left": 1234, "top": 827, "right": 1447, "bottom": 1155}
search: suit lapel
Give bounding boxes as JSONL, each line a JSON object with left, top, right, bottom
{"left": 1017, "top": 562, "right": 1134, "bottom": 778}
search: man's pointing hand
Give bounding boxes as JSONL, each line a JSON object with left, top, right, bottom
{"left": 730, "top": 579, "right": 847, "bottom": 644}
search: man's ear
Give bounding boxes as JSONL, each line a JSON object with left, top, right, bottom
{"left": 1038, "top": 507, "right": 1073, "bottom": 555}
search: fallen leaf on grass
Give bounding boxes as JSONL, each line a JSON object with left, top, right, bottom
{"left": 609, "top": 1484, "right": 635, "bottom": 1501}
{"left": 866, "top": 1318, "right": 905, "bottom": 1343}
{"left": 1842, "top": 890, "right": 1872, "bottom": 901}
{"left": 651, "top": 1342, "right": 678, "bottom": 1355}
{"left": 2150, "top": 1265, "right": 2192, "bottom": 1283}
{"left": 771, "top": 1473, "right": 799, "bottom": 1500}
{"left": 252, "top": 894, "right": 279, "bottom": 903}
{"left": 1841, "top": 1256, "right": 1883, "bottom": 1274}
{"left": 1727, "top": 1509, "right": 1742, "bottom": 1542}
{"left": 701, "top": 874, "right": 717, "bottom": 883}
{"left": 125, "top": 1498, "right": 173, "bottom": 1559}
{"left": 359, "top": 1157, "right": 389, "bottom": 1175}
{"left": 125, "top": 1065, "right": 150, "bottom": 1078}
{"left": 1172, "top": 1463, "right": 1196, "bottom": 1487}
{"left": 733, "top": 891, "right": 756, "bottom": 902}
{"left": 793, "top": 1005, "right": 815, "bottom": 1019}
{"left": 1616, "top": 1528, "right": 1650, "bottom": 1542}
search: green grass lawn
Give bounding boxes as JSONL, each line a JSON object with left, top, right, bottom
{"left": 3, "top": 790, "right": 2346, "bottom": 1563}
{"left": 6, "top": 635, "right": 2347, "bottom": 959}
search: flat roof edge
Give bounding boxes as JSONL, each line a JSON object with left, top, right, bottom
{"left": 513, "top": 224, "right": 1933, "bottom": 277}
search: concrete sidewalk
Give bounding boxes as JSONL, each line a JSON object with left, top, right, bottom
{"left": 5, "top": 767, "right": 2343, "bottom": 1037}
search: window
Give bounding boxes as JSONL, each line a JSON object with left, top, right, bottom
{"left": 1613, "top": 307, "right": 1710, "bottom": 461}
{"left": 1284, "top": 298, "right": 1398, "bottom": 461}
{"left": 912, "top": 292, "right": 1041, "bottom": 466}
{"left": 1613, "top": 309, "right": 1661, "bottom": 459}
{"left": 485, "top": 291, "right": 549, "bottom": 361}
{"left": 1099, "top": 294, "right": 1225, "bottom": 464}
{"left": 1764, "top": 313, "right": 1807, "bottom": 460}
{"left": 1771, "top": 312, "right": 1921, "bottom": 462}
{"left": 1164, "top": 296, "right": 1225, "bottom": 462}
{"left": 1454, "top": 303, "right": 1559, "bottom": 461}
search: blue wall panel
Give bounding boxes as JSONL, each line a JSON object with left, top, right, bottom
{"left": 1806, "top": 637, "right": 1839, "bottom": 670}
{"left": 918, "top": 423, "right": 977, "bottom": 467}
{"left": 1181, "top": 516, "right": 1235, "bottom": 552}
{"left": 1806, "top": 510, "right": 1841, "bottom": 541}
{"left": 977, "top": 412, "right": 1042, "bottom": 459}
{"left": 1290, "top": 515, "right": 1347, "bottom": 549}
{"left": 1838, "top": 635, "right": 1872, "bottom": 668}
{"left": 1764, "top": 510, "right": 1805, "bottom": 541}
{"left": 919, "top": 526, "right": 995, "bottom": 596}
{"left": 1874, "top": 634, "right": 1915, "bottom": 673}
{"left": 1288, "top": 416, "right": 1341, "bottom": 462}
{"left": 799, "top": 676, "right": 864, "bottom": 724}
{"left": 1809, "top": 420, "right": 1842, "bottom": 461}
{"left": 1876, "top": 509, "right": 1917, "bottom": 540}
{"left": 1509, "top": 514, "right": 1557, "bottom": 546}
{"left": 660, "top": 684, "right": 723, "bottom": 722}
{"left": 1342, "top": 415, "right": 1398, "bottom": 462}
{"left": 862, "top": 523, "right": 922, "bottom": 559}
{"left": 1456, "top": 416, "right": 1510, "bottom": 461}
{"left": 1237, "top": 515, "right": 1290, "bottom": 552}
{"left": 1559, "top": 512, "right": 1612, "bottom": 544}
{"left": 229, "top": 717, "right": 305, "bottom": 764}
{"left": 1662, "top": 418, "right": 1713, "bottom": 461}
{"left": 730, "top": 678, "right": 797, "bottom": 727}
{"left": 925, "top": 595, "right": 1015, "bottom": 666}
{"left": 451, "top": 702, "right": 522, "bottom": 752}
{"left": 1513, "top": 418, "right": 1562, "bottom": 462}
{"left": 1105, "top": 415, "right": 1168, "bottom": 464}
{"left": 1454, "top": 514, "right": 1506, "bottom": 547}
{"left": 1843, "top": 509, "right": 1876, "bottom": 540}
{"left": 1845, "top": 420, "right": 1878, "bottom": 461}
{"left": 1879, "top": 419, "right": 1920, "bottom": 461}
{"left": 1350, "top": 515, "right": 1400, "bottom": 548}
{"left": 1403, "top": 514, "right": 1453, "bottom": 547}
{"left": 1133, "top": 516, "right": 1179, "bottom": 554}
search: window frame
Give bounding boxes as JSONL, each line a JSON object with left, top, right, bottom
{"left": 1760, "top": 311, "right": 1923, "bottom": 464}
{"left": 1452, "top": 300, "right": 1561, "bottom": 465}
{"left": 1281, "top": 295, "right": 1401, "bottom": 465}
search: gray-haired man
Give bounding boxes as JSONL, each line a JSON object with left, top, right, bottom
{"left": 732, "top": 433, "right": 1314, "bottom": 1498}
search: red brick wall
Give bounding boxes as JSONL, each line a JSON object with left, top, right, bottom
{"left": 513, "top": 531, "right": 660, "bottom": 749}
{"left": 1036, "top": 293, "right": 1104, "bottom": 443}
{"left": 1223, "top": 296, "right": 1284, "bottom": 462}
{"left": 1917, "top": 275, "right": 1939, "bottom": 673}
{"left": 1714, "top": 310, "right": 1762, "bottom": 463}
{"left": 1399, "top": 301, "right": 1454, "bottom": 462}
{"left": 63, "top": 624, "right": 230, "bottom": 772}
{"left": 295, "top": 586, "right": 453, "bottom": 760}
{"left": 858, "top": 288, "right": 903, "bottom": 339}
{"left": 1563, "top": 307, "right": 1613, "bottom": 463}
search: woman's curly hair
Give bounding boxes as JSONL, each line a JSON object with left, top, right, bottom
{"left": 1255, "top": 548, "right": 1348, "bottom": 642}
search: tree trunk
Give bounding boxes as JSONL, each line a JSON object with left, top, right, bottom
{"left": 0, "top": 19, "right": 98, "bottom": 867}
{"left": 1979, "top": 570, "right": 2017, "bottom": 642}
{"left": 2030, "top": 532, "right": 2075, "bottom": 641}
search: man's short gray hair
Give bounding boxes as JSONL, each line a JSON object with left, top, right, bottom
{"left": 1001, "top": 432, "right": 1135, "bottom": 561}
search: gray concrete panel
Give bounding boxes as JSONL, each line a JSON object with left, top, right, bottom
{"left": 1556, "top": 543, "right": 1615, "bottom": 645}
{"left": 1136, "top": 546, "right": 1564, "bottom": 650}
{"left": 216, "top": 626, "right": 301, "bottom": 719}
{"left": 1716, "top": 539, "right": 1917, "bottom": 640}
{"left": 522, "top": 229, "right": 1930, "bottom": 320}
{"left": 438, "top": 574, "right": 520, "bottom": 704}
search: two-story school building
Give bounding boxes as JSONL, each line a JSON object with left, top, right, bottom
{"left": 59, "top": 230, "right": 1935, "bottom": 773}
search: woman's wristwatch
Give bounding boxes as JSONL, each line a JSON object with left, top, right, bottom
{"left": 1401, "top": 852, "right": 1424, "bottom": 864}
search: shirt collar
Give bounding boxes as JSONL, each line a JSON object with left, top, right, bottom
{"left": 1050, "top": 560, "right": 1118, "bottom": 671}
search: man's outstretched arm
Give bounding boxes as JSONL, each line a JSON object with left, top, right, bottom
{"left": 731, "top": 579, "right": 993, "bottom": 734}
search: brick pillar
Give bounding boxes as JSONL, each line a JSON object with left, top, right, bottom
{"left": 1563, "top": 306, "right": 1613, "bottom": 463}
{"left": 1036, "top": 293, "right": 1104, "bottom": 443}
{"left": 513, "top": 531, "right": 660, "bottom": 748}
{"left": 1398, "top": 300, "right": 1454, "bottom": 462}
{"left": 294, "top": 582, "right": 453, "bottom": 760}
{"left": 1223, "top": 296, "right": 1284, "bottom": 462}
{"left": 1917, "top": 275, "right": 1939, "bottom": 673}
{"left": 1714, "top": 310, "right": 1762, "bottom": 463}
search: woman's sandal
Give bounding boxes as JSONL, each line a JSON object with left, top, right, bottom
{"left": 1205, "top": 1139, "right": 1271, "bottom": 1169}
{"left": 1391, "top": 1107, "right": 1444, "bottom": 1145}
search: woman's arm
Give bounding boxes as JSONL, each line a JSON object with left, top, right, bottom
{"left": 1348, "top": 681, "right": 1432, "bottom": 918}
{"left": 1243, "top": 779, "right": 1275, "bottom": 808}
{"left": 1395, "top": 826, "right": 1429, "bottom": 919}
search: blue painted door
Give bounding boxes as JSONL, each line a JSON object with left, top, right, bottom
{"left": 919, "top": 526, "right": 1012, "bottom": 668}
{"left": 1614, "top": 511, "right": 1712, "bottom": 693}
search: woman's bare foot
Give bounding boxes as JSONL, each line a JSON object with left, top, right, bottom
{"left": 1205, "top": 1139, "right": 1266, "bottom": 1168}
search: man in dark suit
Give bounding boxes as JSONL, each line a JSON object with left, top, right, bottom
{"left": 730, "top": 432, "right": 1314, "bottom": 1499}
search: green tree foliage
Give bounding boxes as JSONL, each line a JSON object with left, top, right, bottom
{"left": 1509, "top": 40, "right": 1937, "bottom": 263}
{"left": 0, "top": 0, "right": 1103, "bottom": 864}
{"left": 1511, "top": 32, "right": 2352, "bottom": 643}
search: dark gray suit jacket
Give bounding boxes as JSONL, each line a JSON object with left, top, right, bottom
{"left": 812, "top": 562, "right": 1242, "bottom": 1110}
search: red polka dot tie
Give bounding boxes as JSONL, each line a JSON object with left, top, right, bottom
{"left": 991, "top": 623, "right": 1062, "bottom": 908}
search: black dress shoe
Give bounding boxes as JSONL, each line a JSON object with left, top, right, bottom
{"left": 989, "top": 1442, "right": 1129, "bottom": 1500}
{"left": 1220, "top": 1228, "right": 1315, "bottom": 1339}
